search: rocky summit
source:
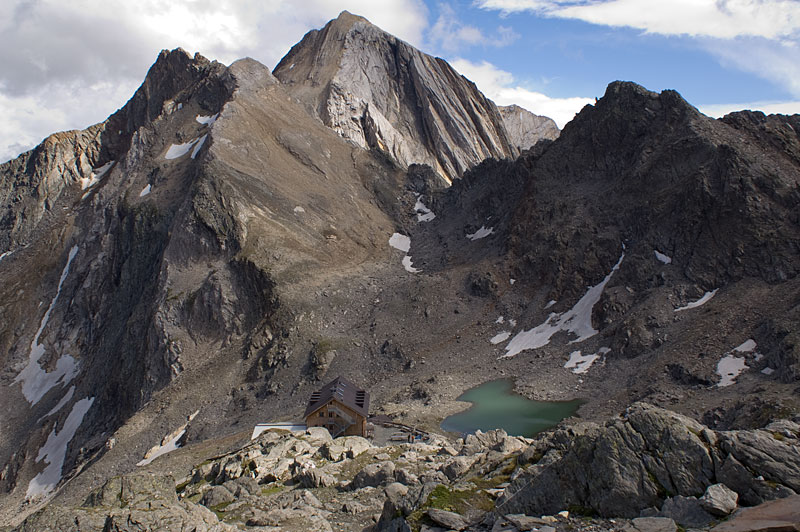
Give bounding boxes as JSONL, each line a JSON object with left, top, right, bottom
{"left": 1, "top": 10, "right": 799, "bottom": 532}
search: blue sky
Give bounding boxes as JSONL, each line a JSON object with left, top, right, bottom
{"left": 1, "top": 0, "right": 798, "bottom": 162}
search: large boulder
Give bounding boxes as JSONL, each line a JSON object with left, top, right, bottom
{"left": 699, "top": 483, "right": 738, "bottom": 517}
{"left": 350, "top": 461, "right": 396, "bottom": 489}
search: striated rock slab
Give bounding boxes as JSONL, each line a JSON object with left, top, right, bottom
{"left": 274, "top": 11, "right": 517, "bottom": 182}
{"left": 498, "top": 104, "right": 560, "bottom": 151}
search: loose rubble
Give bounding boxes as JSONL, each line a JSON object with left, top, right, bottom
{"left": 15, "top": 406, "right": 800, "bottom": 531}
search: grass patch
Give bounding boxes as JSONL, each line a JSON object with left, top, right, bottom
{"left": 210, "top": 501, "right": 233, "bottom": 519}
{"left": 567, "top": 504, "right": 598, "bottom": 517}
{"left": 261, "top": 484, "right": 285, "bottom": 497}
{"left": 406, "top": 484, "right": 494, "bottom": 531}
{"left": 175, "top": 479, "right": 191, "bottom": 493}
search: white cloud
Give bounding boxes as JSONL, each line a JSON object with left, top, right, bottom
{"left": 700, "top": 100, "right": 800, "bottom": 118}
{"left": 476, "top": 0, "right": 800, "bottom": 40}
{"left": 476, "top": 0, "right": 800, "bottom": 106}
{"left": 0, "top": 0, "right": 428, "bottom": 163}
{"left": 705, "top": 37, "right": 800, "bottom": 97}
{"left": 429, "top": 3, "right": 518, "bottom": 52}
{"left": 451, "top": 59, "right": 593, "bottom": 127}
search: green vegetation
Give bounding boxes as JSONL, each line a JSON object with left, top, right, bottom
{"left": 261, "top": 484, "right": 285, "bottom": 496}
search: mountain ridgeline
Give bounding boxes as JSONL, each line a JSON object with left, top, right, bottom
{"left": 0, "top": 10, "right": 799, "bottom": 531}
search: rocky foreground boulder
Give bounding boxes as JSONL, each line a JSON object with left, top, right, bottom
{"left": 500, "top": 403, "right": 800, "bottom": 518}
{"left": 12, "top": 405, "right": 800, "bottom": 531}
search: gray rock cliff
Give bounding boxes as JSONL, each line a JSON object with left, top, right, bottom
{"left": 273, "top": 11, "right": 518, "bottom": 183}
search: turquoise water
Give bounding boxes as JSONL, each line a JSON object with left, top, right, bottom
{"left": 440, "top": 379, "right": 583, "bottom": 437}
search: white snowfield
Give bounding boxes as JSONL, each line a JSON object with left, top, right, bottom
{"left": 466, "top": 226, "right": 494, "bottom": 240}
{"left": 27, "top": 397, "right": 94, "bottom": 498}
{"left": 734, "top": 339, "right": 757, "bottom": 353}
{"left": 165, "top": 134, "right": 208, "bottom": 160}
{"left": 414, "top": 196, "right": 436, "bottom": 222}
{"left": 388, "top": 233, "right": 411, "bottom": 253}
{"left": 191, "top": 134, "right": 208, "bottom": 158}
{"left": 43, "top": 385, "right": 75, "bottom": 419}
{"left": 565, "top": 347, "right": 610, "bottom": 374}
{"left": 15, "top": 246, "right": 81, "bottom": 405}
{"left": 716, "top": 339, "right": 757, "bottom": 387}
{"left": 195, "top": 113, "right": 219, "bottom": 126}
{"left": 717, "top": 354, "right": 748, "bottom": 387}
{"left": 389, "top": 233, "right": 421, "bottom": 273}
{"left": 139, "top": 184, "right": 151, "bottom": 197}
{"left": 80, "top": 161, "right": 114, "bottom": 191}
{"left": 502, "top": 253, "right": 625, "bottom": 358}
{"left": 490, "top": 331, "right": 512, "bottom": 345}
{"left": 165, "top": 140, "right": 196, "bottom": 159}
{"left": 675, "top": 289, "right": 717, "bottom": 312}
{"left": 137, "top": 410, "right": 199, "bottom": 466}
{"left": 654, "top": 250, "right": 672, "bottom": 264}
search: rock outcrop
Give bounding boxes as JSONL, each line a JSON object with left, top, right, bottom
{"left": 498, "top": 104, "right": 560, "bottom": 150}
{"left": 500, "top": 403, "right": 800, "bottom": 520}
{"left": 274, "top": 11, "right": 518, "bottom": 183}
{"left": 16, "top": 473, "right": 234, "bottom": 532}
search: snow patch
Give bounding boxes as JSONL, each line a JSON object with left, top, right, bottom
{"left": 389, "top": 233, "right": 420, "bottom": 273}
{"left": 654, "top": 250, "right": 672, "bottom": 264}
{"left": 0, "top": 250, "right": 12, "bottom": 263}
{"left": 294, "top": 206, "right": 306, "bottom": 213}
{"left": 195, "top": 113, "right": 219, "bottom": 126}
{"left": 544, "top": 300, "right": 556, "bottom": 309}
{"left": 509, "top": 319, "right": 517, "bottom": 327}
{"left": 401, "top": 256, "right": 421, "bottom": 273}
{"left": 139, "top": 184, "right": 151, "bottom": 197}
{"left": 191, "top": 134, "right": 207, "bottom": 158}
{"left": 717, "top": 354, "right": 748, "bottom": 387}
{"left": 510, "top": 278, "right": 516, "bottom": 285}
{"left": 565, "top": 347, "right": 609, "bottom": 374}
{"left": 675, "top": 289, "right": 717, "bottom": 312}
{"left": 389, "top": 233, "right": 411, "bottom": 253}
{"left": 27, "top": 397, "right": 94, "bottom": 498}
{"left": 734, "top": 339, "right": 757, "bottom": 353}
{"left": 80, "top": 161, "right": 114, "bottom": 190}
{"left": 503, "top": 253, "right": 624, "bottom": 358}
{"left": 490, "top": 331, "right": 511, "bottom": 345}
{"left": 164, "top": 141, "right": 196, "bottom": 159}
{"left": 137, "top": 410, "right": 199, "bottom": 466}
{"left": 414, "top": 196, "right": 436, "bottom": 222}
{"left": 496, "top": 316, "right": 504, "bottom": 324}
{"left": 15, "top": 246, "right": 81, "bottom": 405}
{"left": 761, "top": 367, "right": 775, "bottom": 375}
{"left": 466, "top": 226, "right": 494, "bottom": 240}
{"left": 44, "top": 386, "right": 75, "bottom": 418}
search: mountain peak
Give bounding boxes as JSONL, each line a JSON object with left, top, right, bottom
{"left": 273, "top": 12, "right": 517, "bottom": 182}
{"left": 332, "top": 10, "right": 371, "bottom": 28}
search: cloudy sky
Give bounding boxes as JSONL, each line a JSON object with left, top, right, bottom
{"left": 1, "top": 0, "right": 799, "bottom": 162}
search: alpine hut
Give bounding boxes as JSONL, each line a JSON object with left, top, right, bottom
{"left": 304, "top": 376, "right": 369, "bottom": 437}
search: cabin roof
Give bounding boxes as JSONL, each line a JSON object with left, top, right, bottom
{"left": 303, "top": 376, "right": 370, "bottom": 419}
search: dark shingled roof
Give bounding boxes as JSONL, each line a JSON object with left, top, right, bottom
{"left": 303, "top": 376, "right": 370, "bottom": 419}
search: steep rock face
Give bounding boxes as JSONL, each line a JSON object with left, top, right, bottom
{"left": 498, "top": 104, "right": 560, "bottom": 150}
{"left": 508, "top": 82, "right": 800, "bottom": 295}
{"left": 0, "top": 48, "right": 403, "bottom": 523}
{"left": 0, "top": 49, "right": 226, "bottom": 251}
{"left": 273, "top": 11, "right": 517, "bottom": 183}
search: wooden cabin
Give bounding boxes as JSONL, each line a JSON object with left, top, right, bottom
{"left": 304, "top": 376, "right": 370, "bottom": 438}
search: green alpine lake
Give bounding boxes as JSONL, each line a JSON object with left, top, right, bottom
{"left": 440, "top": 379, "right": 583, "bottom": 437}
